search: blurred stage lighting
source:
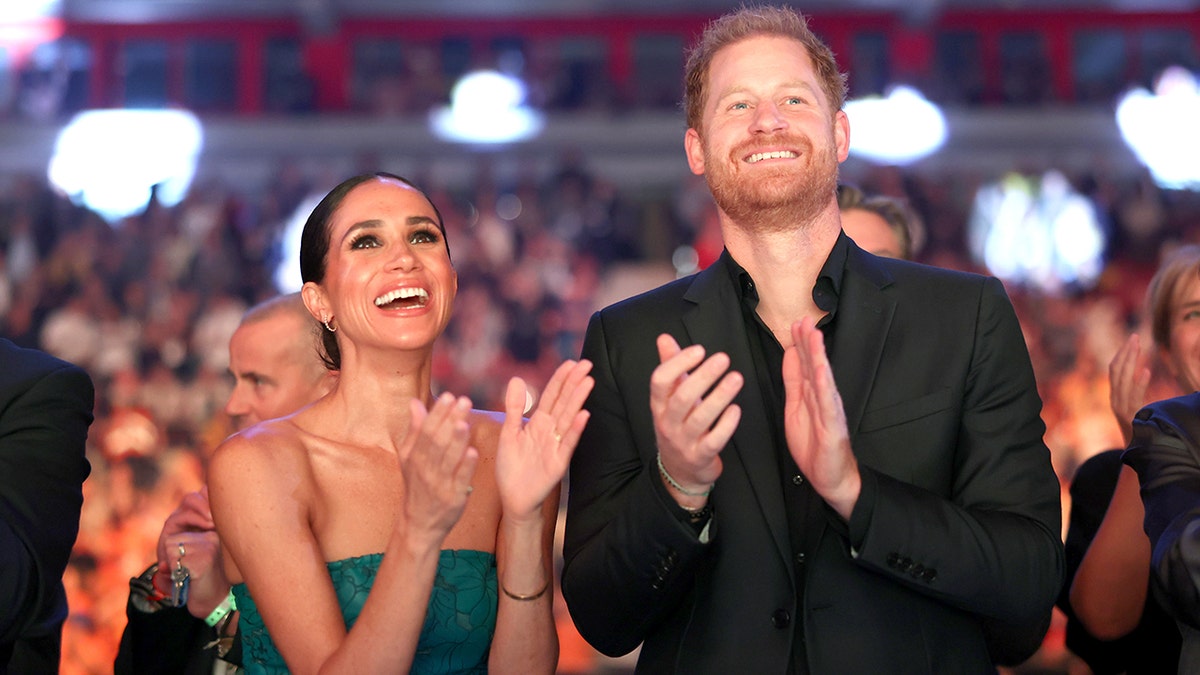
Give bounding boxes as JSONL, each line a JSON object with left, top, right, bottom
{"left": 1116, "top": 65, "right": 1200, "bottom": 190}
{"left": 274, "top": 191, "right": 325, "bottom": 294}
{"left": 48, "top": 109, "right": 203, "bottom": 224}
{"left": 0, "top": 0, "right": 62, "bottom": 59}
{"left": 0, "top": 0, "right": 59, "bottom": 22}
{"left": 968, "top": 170, "right": 1106, "bottom": 292}
{"left": 845, "top": 85, "right": 946, "bottom": 165}
{"left": 430, "top": 70, "right": 543, "bottom": 145}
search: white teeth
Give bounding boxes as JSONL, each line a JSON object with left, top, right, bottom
{"left": 374, "top": 287, "right": 430, "bottom": 306}
{"left": 747, "top": 150, "right": 798, "bottom": 163}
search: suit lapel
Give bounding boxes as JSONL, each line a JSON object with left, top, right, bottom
{"left": 682, "top": 254, "right": 792, "bottom": 567}
{"left": 830, "top": 247, "right": 896, "bottom": 437}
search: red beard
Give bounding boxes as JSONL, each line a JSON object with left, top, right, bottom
{"left": 704, "top": 133, "right": 839, "bottom": 233}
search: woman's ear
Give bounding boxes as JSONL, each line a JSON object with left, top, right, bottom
{"left": 301, "top": 282, "right": 328, "bottom": 323}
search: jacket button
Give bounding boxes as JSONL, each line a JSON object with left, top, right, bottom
{"left": 771, "top": 609, "right": 791, "bottom": 629}
{"left": 922, "top": 568, "right": 937, "bottom": 583}
{"left": 792, "top": 474, "right": 805, "bottom": 485}
{"left": 887, "top": 553, "right": 900, "bottom": 568}
{"left": 795, "top": 552, "right": 806, "bottom": 565}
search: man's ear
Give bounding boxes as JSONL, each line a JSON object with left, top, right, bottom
{"left": 834, "top": 109, "right": 851, "bottom": 162}
{"left": 685, "top": 128, "right": 706, "bottom": 176}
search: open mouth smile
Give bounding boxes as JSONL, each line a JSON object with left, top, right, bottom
{"left": 374, "top": 287, "right": 430, "bottom": 309}
{"left": 745, "top": 150, "right": 798, "bottom": 163}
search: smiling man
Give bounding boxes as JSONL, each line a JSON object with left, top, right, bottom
{"left": 560, "top": 6, "right": 1064, "bottom": 673}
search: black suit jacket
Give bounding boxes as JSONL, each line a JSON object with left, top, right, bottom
{"left": 0, "top": 339, "right": 93, "bottom": 675}
{"left": 114, "top": 600, "right": 220, "bottom": 675}
{"left": 1057, "top": 449, "right": 1179, "bottom": 673}
{"left": 562, "top": 241, "right": 1064, "bottom": 673}
{"left": 1123, "top": 391, "right": 1200, "bottom": 672}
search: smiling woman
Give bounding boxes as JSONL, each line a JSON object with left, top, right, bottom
{"left": 206, "top": 172, "right": 594, "bottom": 675}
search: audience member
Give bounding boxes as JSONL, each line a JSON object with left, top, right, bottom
{"left": 1066, "top": 246, "right": 1200, "bottom": 672}
{"left": 561, "top": 6, "right": 1062, "bottom": 672}
{"left": 208, "top": 173, "right": 593, "bottom": 672}
{"left": 836, "top": 183, "right": 924, "bottom": 260}
{"left": 1124, "top": 392, "right": 1200, "bottom": 672}
{"left": 114, "top": 292, "right": 335, "bottom": 675}
{"left": 0, "top": 338, "right": 93, "bottom": 674}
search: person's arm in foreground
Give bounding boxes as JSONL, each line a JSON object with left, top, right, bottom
{"left": 562, "top": 314, "right": 742, "bottom": 656}
{"left": 1070, "top": 333, "right": 1154, "bottom": 639}
{"left": 490, "top": 360, "right": 592, "bottom": 674}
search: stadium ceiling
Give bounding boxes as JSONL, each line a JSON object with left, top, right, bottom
{"left": 61, "top": 0, "right": 1200, "bottom": 25}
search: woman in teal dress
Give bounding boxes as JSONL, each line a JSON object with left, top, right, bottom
{"left": 208, "top": 172, "right": 593, "bottom": 674}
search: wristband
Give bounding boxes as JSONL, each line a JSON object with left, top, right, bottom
{"left": 205, "top": 590, "right": 237, "bottom": 627}
{"left": 656, "top": 452, "right": 714, "bottom": 497}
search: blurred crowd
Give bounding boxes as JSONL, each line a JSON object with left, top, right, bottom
{"left": 3, "top": 142, "right": 1200, "bottom": 672}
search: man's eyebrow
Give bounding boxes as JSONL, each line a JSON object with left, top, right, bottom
{"left": 715, "top": 81, "right": 819, "bottom": 101}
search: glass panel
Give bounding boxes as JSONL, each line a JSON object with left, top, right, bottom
{"left": 1073, "top": 29, "right": 1126, "bottom": 104}
{"left": 850, "top": 31, "right": 889, "bottom": 98}
{"left": 1000, "top": 31, "right": 1051, "bottom": 104}
{"left": 123, "top": 40, "right": 169, "bottom": 107}
{"left": 351, "top": 38, "right": 405, "bottom": 112}
{"left": 185, "top": 39, "right": 236, "bottom": 112}
{"left": 1139, "top": 28, "right": 1198, "bottom": 89}
{"left": 554, "top": 36, "right": 610, "bottom": 111}
{"left": 934, "top": 31, "right": 983, "bottom": 105}
{"left": 633, "top": 33, "right": 683, "bottom": 110}
{"left": 263, "top": 37, "right": 314, "bottom": 113}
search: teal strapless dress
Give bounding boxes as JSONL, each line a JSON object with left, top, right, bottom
{"left": 232, "top": 549, "right": 497, "bottom": 674}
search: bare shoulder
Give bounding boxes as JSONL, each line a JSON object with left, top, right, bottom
{"left": 209, "top": 417, "right": 312, "bottom": 485}
{"left": 468, "top": 408, "right": 506, "bottom": 459}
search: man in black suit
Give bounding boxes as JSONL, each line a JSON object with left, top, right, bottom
{"left": 560, "top": 6, "right": 1063, "bottom": 672}
{"left": 0, "top": 339, "right": 93, "bottom": 675}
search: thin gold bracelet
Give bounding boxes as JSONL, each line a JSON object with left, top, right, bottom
{"left": 501, "top": 578, "right": 551, "bottom": 602}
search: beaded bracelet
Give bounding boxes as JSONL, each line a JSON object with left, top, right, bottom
{"left": 656, "top": 452, "right": 714, "bottom": 497}
{"left": 205, "top": 590, "right": 237, "bottom": 627}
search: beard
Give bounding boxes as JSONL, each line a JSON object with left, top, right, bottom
{"left": 704, "top": 132, "right": 840, "bottom": 234}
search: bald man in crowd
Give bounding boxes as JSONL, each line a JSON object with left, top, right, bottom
{"left": 116, "top": 292, "right": 336, "bottom": 675}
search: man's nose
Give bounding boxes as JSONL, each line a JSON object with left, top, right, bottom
{"left": 750, "top": 101, "right": 787, "bottom": 134}
{"left": 224, "top": 386, "right": 254, "bottom": 429}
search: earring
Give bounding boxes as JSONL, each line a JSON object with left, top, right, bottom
{"left": 322, "top": 316, "right": 337, "bottom": 333}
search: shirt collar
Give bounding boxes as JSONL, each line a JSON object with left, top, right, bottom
{"left": 725, "top": 232, "right": 849, "bottom": 317}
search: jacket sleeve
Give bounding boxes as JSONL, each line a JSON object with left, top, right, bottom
{"left": 0, "top": 361, "right": 93, "bottom": 644}
{"left": 1124, "top": 394, "right": 1200, "bottom": 629}
{"left": 843, "top": 277, "right": 1064, "bottom": 631}
{"left": 561, "top": 310, "right": 708, "bottom": 657}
